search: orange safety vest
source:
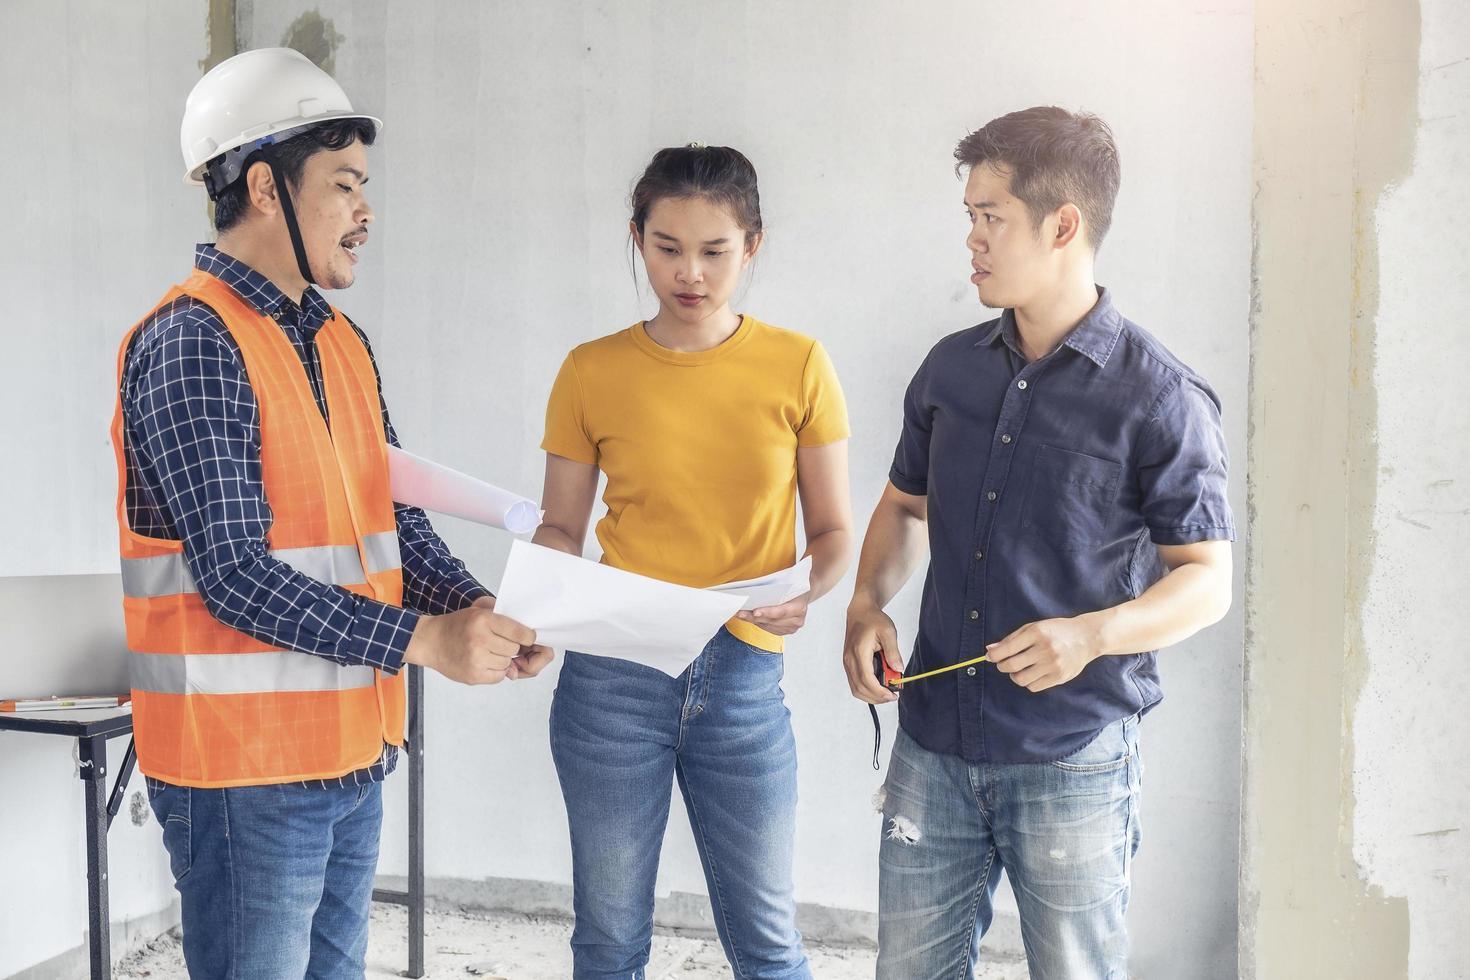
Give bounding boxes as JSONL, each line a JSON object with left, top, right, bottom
{"left": 111, "top": 269, "right": 406, "bottom": 788}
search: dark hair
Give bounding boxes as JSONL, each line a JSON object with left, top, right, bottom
{"left": 630, "top": 144, "right": 763, "bottom": 242}
{"left": 213, "top": 118, "right": 378, "bottom": 233}
{"left": 954, "top": 107, "right": 1120, "bottom": 250}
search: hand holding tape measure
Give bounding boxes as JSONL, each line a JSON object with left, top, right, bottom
{"left": 865, "top": 650, "right": 989, "bottom": 770}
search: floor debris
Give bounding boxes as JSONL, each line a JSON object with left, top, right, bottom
{"left": 115, "top": 901, "right": 1030, "bottom": 978}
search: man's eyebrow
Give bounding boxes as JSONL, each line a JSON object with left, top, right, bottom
{"left": 337, "top": 166, "right": 369, "bottom": 184}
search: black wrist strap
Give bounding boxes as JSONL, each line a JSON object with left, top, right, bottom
{"left": 868, "top": 703, "right": 882, "bottom": 771}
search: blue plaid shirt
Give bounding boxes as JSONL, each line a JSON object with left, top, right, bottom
{"left": 123, "top": 245, "right": 490, "bottom": 791}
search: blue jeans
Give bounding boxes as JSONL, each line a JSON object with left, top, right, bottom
{"left": 876, "top": 717, "right": 1142, "bottom": 980}
{"left": 550, "top": 627, "right": 811, "bottom": 979}
{"left": 149, "top": 780, "right": 383, "bottom": 979}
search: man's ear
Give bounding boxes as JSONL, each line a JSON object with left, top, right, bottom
{"left": 1053, "top": 203, "right": 1084, "bottom": 250}
{"left": 245, "top": 160, "right": 281, "bottom": 220}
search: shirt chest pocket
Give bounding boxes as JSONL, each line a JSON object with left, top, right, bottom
{"left": 1021, "top": 445, "right": 1123, "bottom": 551}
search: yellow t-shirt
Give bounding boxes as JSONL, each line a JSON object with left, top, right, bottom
{"left": 541, "top": 315, "right": 850, "bottom": 652}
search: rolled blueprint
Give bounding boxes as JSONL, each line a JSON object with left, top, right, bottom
{"left": 387, "top": 447, "right": 542, "bottom": 534}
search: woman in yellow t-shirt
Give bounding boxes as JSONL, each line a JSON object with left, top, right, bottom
{"left": 534, "top": 144, "right": 852, "bottom": 979}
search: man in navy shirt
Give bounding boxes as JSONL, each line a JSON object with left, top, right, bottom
{"left": 844, "top": 107, "right": 1235, "bottom": 979}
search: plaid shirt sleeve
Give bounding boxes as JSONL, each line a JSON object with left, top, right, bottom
{"left": 122, "top": 303, "right": 420, "bottom": 674}
{"left": 346, "top": 322, "right": 493, "bottom": 615}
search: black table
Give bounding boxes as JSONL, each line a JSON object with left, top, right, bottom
{"left": 0, "top": 705, "right": 137, "bottom": 980}
{"left": 1, "top": 665, "right": 427, "bottom": 979}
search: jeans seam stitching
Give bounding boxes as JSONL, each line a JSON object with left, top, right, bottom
{"left": 701, "top": 637, "right": 718, "bottom": 712}
{"left": 955, "top": 844, "right": 997, "bottom": 979}
{"left": 223, "top": 790, "right": 239, "bottom": 980}
{"left": 969, "top": 763, "right": 992, "bottom": 825}
{"left": 1049, "top": 751, "right": 1131, "bottom": 774}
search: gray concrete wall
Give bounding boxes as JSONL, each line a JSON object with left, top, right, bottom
{"left": 237, "top": 2, "right": 1252, "bottom": 975}
{"left": 1244, "top": 0, "right": 1470, "bottom": 976}
{"left": 1354, "top": 3, "right": 1470, "bottom": 975}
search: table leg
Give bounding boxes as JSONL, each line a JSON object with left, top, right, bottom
{"left": 77, "top": 734, "right": 112, "bottom": 980}
{"left": 408, "top": 663, "right": 425, "bottom": 979}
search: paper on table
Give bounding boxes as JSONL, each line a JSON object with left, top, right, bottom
{"left": 493, "top": 540, "right": 746, "bottom": 677}
{"left": 388, "top": 446, "right": 542, "bottom": 534}
{"left": 707, "top": 556, "right": 813, "bottom": 611}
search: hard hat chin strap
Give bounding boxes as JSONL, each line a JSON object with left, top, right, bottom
{"left": 264, "top": 151, "right": 317, "bottom": 288}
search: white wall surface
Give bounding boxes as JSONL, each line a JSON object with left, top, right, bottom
{"left": 238, "top": 2, "right": 1252, "bottom": 976}
{"left": 1355, "top": 1, "right": 1470, "bottom": 975}
{"left": 0, "top": 0, "right": 214, "bottom": 578}
{"left": 0, "top": 2, "right": 204, "bottom": 972}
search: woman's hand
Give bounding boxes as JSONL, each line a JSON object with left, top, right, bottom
{"left": 736, "top": 592, "right": 812, "bottom": 637}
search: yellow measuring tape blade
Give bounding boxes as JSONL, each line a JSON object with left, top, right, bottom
{"left": 892, "top": 653, "right": 989, "bottom": 686}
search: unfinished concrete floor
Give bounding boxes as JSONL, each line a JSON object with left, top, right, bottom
{"left": 114, "top": 903, "right": 1031, "bottom": 978}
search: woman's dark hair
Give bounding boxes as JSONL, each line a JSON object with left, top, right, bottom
{"left": 630, "top": 144, "right": 763, "bottom": 242}
{"left": 954, "top": 106, "right": 1120, "bottom": 250}
{"left": 213, "top": 118, "right": 378, "bottom": 233}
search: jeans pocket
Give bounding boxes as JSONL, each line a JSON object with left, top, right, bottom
{"left": 150, "top": 787, "right": 193, "bottom": 882}
{"left": 1049, "top": 720, "right": 1132, "bottom": 773}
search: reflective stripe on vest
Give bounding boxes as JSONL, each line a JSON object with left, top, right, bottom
{"left": 130, "top": 650, "right": 377, "bottom": 695}
{"left": 119, "top": 531, "right": 402, "bottom": 599}
{"left": 361, "top": 529, "right": 403, "bottom": 576}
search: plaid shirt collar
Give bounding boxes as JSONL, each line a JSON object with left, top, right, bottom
{"left": 194, "top": 243, "right": 335, "bottom": 335}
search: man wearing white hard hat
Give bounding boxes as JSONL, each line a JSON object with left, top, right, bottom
{"left": 111, "top": 47, "right": 550, "bottom": 977}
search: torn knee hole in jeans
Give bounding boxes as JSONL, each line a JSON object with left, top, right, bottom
{"left": 873, "top": 785, "right": 923, "bottom": 844}
{"left": 885, "top": 814, "right": 923, "bottom": 845}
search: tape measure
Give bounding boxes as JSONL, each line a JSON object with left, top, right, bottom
{"left": 867, "top": 652, "right": 989, "bottom": 769}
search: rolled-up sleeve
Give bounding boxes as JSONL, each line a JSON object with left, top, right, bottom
{"left": 1135, "top": 375, "right": 1235, "bottom": 545}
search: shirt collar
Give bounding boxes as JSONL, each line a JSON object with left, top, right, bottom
{"left": 193, "top": 243, "right": 334, "bottom": 333}
{"left": 976, "top": 286, "right": 1124, "bottom": 369}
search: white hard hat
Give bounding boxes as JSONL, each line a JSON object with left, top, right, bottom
{"left": 180, "top": 47, "right": 382, "bottom": 188}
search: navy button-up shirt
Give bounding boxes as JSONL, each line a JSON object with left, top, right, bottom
{"left": 889, "top": 288, "right": 1234, "bottom": 763}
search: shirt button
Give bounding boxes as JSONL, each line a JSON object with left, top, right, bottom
{"left": 1001, "top": 434, "right": 1012, "bottom": 444}
{"left": 973, "top": 550, "right": 984, "bottom": 561}
{"left": 1017, "top": 379, "right": 1028, "bottom": 390}
{"left": 966, "top": 666, "right": 978, "bottom": 677}
{"left": 986, "top": 491, "right": 998, "bottom": 501}
{"left": 968, "top": 609, "right": 980, "bottom": 621}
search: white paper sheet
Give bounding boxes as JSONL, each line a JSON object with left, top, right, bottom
{"left": 388, "top": 447, "right": 542, "bottom": 534}
{"left": 493, "top": 540, "right": 747, "bottom": 676}
{"left": 707, "top": 556, "right": 813, "bottom": 611}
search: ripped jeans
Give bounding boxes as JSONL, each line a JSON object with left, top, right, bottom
{"left": 876, "top": 717, "right": 1141, "bottom": 980}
